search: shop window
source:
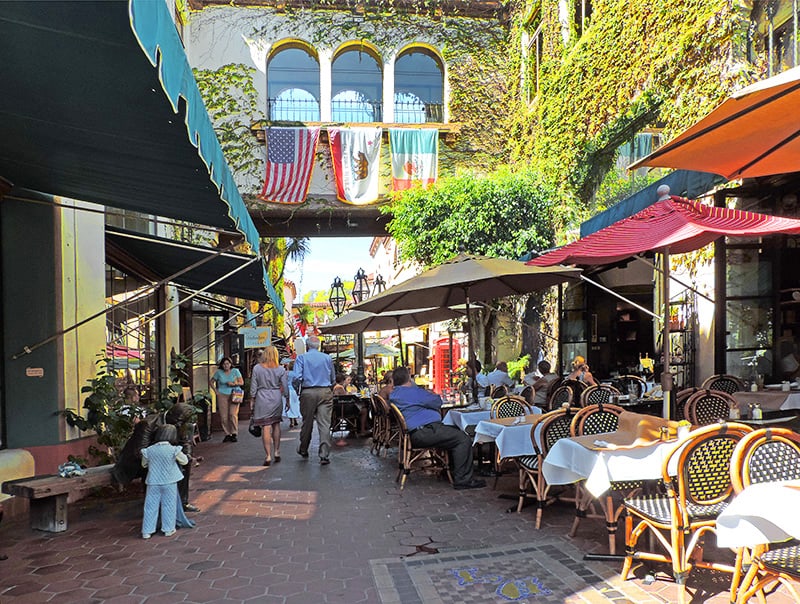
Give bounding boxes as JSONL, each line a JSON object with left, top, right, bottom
{"left": 394, "top": 48, "right": 444, "bottom": 123}
{"left": 268, "top": 45, "right": 321, "bottom": 121}
{"left": 615, "top": 131, "right": 662, "bottom": 171}
{"left": 332, "top": 48, "right": 383, "bottom": 123}
{"left": 749, "top": 0, "right": 799, "bottom": 76}
{"left": 724, "top": 242, "right": 774, "bottom": 380}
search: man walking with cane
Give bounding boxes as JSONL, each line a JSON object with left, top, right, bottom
{"left": 292, "top": 336, "right": 336, "bottom": 465}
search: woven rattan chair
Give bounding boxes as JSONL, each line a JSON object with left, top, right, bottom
{"left": 373, "top": 395, "right": 399, "bottom": 457}
{"left": 684, "top": 389, "right": 738, "bottom": 426}
{"left": 613, "top": 375, "right": 648, "bottom": 399}
{"left": 701, "top": 374, "right": 746, "bottom": 394}
{"left": 620, "top": 422, "right": 753, "bottom": 604}
{"left": 567, "top": 403, "right": 629, "bottom": 553}
{"left": 388, "top": 403, "right": 452, "bottom": 490}
{"left": 730, "top": 429, "right": 800, "bottom": 603}
{"left": 579, "top": 384, "right": 621, "bottom": 408}
{"left": 547, "top": 384, "right": 573, "bottom": 410}
{"left": 520, "top": 385, "right": 534, "bottom": 406}
{"left": 562, "top": 379, "right": 588, "bottom": 404}
{"left": 490, "top": 395, "right": 532, "bottom": 419}
{"left": 674, "top": 387, "right": 701, "bottom": 422}
{"left": 490, "top": 384, "right": 509, "bottom": 398}
{"left": 368, "top": 395, "right": 384, "bottom": 455}
{"left": 516, "top": 406, "right": 581, "bottom": 528}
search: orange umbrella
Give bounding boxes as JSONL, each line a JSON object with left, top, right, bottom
{"left": 630, "top": 66, "right": 800, "bottom": 179}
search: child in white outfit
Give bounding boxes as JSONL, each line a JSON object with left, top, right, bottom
{"left": 141, "top": 424, "right": 188, "bottom": 539}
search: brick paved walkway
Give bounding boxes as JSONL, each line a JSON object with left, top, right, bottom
{"left": 0, "top": 424, "right": 796, "bottom": 602}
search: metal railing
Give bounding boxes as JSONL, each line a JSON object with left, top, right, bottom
{"left": 267, "top": 98, "right": 444, "bottom": 123}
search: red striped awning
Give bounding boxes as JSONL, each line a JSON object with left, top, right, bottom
{"left": 529, "top": 196, "right": 800, "bottom": 267}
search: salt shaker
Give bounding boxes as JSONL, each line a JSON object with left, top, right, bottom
{"left": 752, "top": 403, "right": 763, "bottom": 420}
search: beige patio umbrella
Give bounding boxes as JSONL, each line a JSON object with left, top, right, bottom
{"left": 320, "top": 307, "right": 466, "bottom": 365}
{"left": 352, "top": 253, "right": 582, "bottom": 401}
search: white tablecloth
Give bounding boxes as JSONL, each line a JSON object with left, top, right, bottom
{"left": 717, "top": 482, "right": 800, "bottom": 548}
{"left": 442, "top": 408, "right": 491, "bottom": 431}
{"left": 542, "top": 436, "right": 679, "bottom": 497}
{"left": 732, "top": 390, "right": 800, "bottom": 413}
{"left": 473, "top": 411, "right": 543, "bottom": 459}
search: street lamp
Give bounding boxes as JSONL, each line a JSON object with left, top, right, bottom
{"left": 372, "top": 273, "right": 386, "bottom": 297}
{"left": 329, "top": 276, "right": 347, "bottom": 362}
{"left": 351, "top": 268, "right": 371, "bottom": 390}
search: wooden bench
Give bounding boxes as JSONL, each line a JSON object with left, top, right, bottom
{"left": 2, "top": 464, "right": 115, "bottom": 532}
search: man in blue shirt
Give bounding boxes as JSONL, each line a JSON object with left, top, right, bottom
{"left": 389, "top": 367, "right": 485, "bottom": 490}
{"left": 487, "top": 361, "right": 516, "bottom": 388}
{"left": 292, "top": 336, "right": 336, "bottom": 465}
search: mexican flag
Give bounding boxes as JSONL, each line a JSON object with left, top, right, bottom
{"left": 390, "top": 128, "right": 438, "bottom": 191}
{"left": 329, "top": 126, "right": 382, "bottom": 205}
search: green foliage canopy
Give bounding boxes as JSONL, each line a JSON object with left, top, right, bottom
{"left": 384, "top": 167, "right": 560, "bottom": 266}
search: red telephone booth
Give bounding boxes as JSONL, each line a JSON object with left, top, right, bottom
{"left": 432, "top": 337, "right": 461, "bottom": 394}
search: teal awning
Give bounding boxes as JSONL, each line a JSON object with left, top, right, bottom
{"left": 106, "top": 228, "right": 278, "bottom": 304}
{"left": 0, "top": 0, "right": 272, "bottom": 307}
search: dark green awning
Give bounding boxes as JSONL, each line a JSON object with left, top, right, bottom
{"left": 0, "top": 1, "right": 276, "bottom": 309}
{"left": 106, "top": 228, "right": 274, "bottom": 303}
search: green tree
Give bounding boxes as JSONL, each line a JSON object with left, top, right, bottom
{"left": 384, "top": 167, "right": 560, "bottom": 264}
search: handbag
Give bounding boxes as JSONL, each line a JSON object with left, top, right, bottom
{"left": 230, "top": 387, "right": 244, "bottom": 404}
{"left": 248, "top": 418, "right": 262, "bottom": 437}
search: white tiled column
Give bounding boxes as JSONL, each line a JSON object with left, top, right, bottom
{"left": 319, "top": 49, "right": 333, "bottom": 122}
{"left": 382, "top": 53, "right": 395, "bottom": 123}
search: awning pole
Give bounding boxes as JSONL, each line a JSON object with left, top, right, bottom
{"left": 661, "top": 249, "right": 673, "bottom": 420}
{"left": 180, "top": 307, "right": 269, "bottom": 358}
{"left": 111, "top": 256, "right": 262, "bottom": 346}
{"left": 10, "top": 242, "right": 241, "bottom": 359}
{"left": 579, "top": 275, "right": 661, "bottom": 320}
{"left": 633, "top": 255, "right": 714, "bottom": 304}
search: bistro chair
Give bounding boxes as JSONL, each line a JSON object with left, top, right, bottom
{"left": 369, "top": 394, "right": 386, "bottom": 455}
{"left": 567, "top": 403, "right": 630, "bottom": 554}
{"left": 674, "top": 387, "right": 701, "bottom": 422}
{"left": 547, "top": 384, "right": 573, "bottom": 410}
{"left": 490, "top": 384, "right": 509, "bottom": 398}
{"left": 373, "top": 395, "right": 399, "bottom": 457}
{"left": 519, "top": 385, "right": 535, "bottom": 406}
{"left": 620, "top": 422, "right": 753, "bottom": 604}
{"left": 490, "top": 395, "right": 532, "bottom": 419}
{"left": 562, "top": 379, "right": 588, "bottom": 404}
{"left": 388, "top": 403, "right": 452, "bottom": 490}
{"left": 730, "top": 428, "right": 800, "bottom": 603}
{"left": 701, "top": 374, "right": 746, "bottom": 395}
{"left": 683, "top": 389, "right": 738, "bottom": 426}
{"left": 579, "top": 384, "right": 621, "bottom": 408}
{"left": 613, "top": 375, "right": 648, "bottom": 400}
{"left": 516, "top": 406, "right": 581, "bottom": 528}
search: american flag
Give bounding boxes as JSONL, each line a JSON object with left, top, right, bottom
{"left": 258, "top": 127, "right": 320, "bottom": 204}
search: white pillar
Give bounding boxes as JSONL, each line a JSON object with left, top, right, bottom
{"left": 319, "top": 49, "right": 333, "bottom": 122}
{"left": 383, "top": 53, "right": 395, "bottom": 123}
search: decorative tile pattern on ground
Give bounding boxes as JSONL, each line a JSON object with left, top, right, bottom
{"left": 370, "top": 538, "right": 627, "bottom": 604}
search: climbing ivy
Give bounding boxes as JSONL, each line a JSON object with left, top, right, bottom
{"left": 505, "top": 0, "right": 757, "bottom": 226}
{"left": 193, "top": 63, "right": 266, "bottom": 182}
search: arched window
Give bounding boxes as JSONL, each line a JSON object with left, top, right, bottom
{"left": 332, "top": 47, "right": 383, "bottom": 122}
{"left": 394, "top": 48, "right": 444, "bottom": 123}
{"left": 268, "top": 45, "right": 320, "bottom": 121}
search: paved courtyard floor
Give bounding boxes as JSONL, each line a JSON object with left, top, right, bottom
{"left": 0, "top": 423, "right": 796, "bottom": 603}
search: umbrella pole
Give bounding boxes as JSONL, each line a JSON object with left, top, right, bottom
{"left": 397, "top": 325, "right": 405, "bottom": 367}
{"left": 466, "top": 290, "right": 478, "bottom": 405}
{"left": 661, "top": 249, "right": 673, "bottom": 419}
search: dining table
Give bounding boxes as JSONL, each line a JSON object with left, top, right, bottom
{"left": 716, "top": 481, "right": 800, "bottom": 549}
{"left": 732, "top": 389, "right": 800, "bottom": 415}
{"left": 542, "top": 433, "right": 679, "bottom": 498}
{"left": 442, "top": 407, "right": 492, "bottom": 431}
{"left": 472, "top": 411, "right": 544, "bottom": 459}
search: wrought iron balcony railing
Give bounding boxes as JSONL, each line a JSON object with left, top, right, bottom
{"left": 267, "top": 98, "right": 444, "bottom": 124}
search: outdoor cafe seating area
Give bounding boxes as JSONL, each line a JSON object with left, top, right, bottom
{"left": 361, "top": 373, "right": 800, "bottom": 603}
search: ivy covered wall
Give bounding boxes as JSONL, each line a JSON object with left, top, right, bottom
{"left": 505, "top": 0, "right": 759, "bottom": 233}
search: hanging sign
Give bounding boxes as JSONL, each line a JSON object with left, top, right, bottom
{"left": 239, "top": 327, "right": 272, "bottom": 348}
